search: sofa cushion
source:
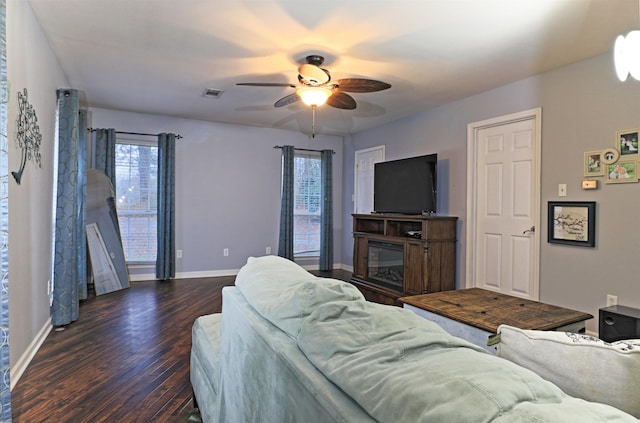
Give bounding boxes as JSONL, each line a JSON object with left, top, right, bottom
{"left": 191, "top": 313, "right": 223, "bottom": 392}
{"left": 497, "top": 324, "right": 640, "bottom": 418}
{"left": 234, "top": 256, "right": 364, "bottom": 338}
{"left": 297, "top": 300, "right": 638, "bottom": 422}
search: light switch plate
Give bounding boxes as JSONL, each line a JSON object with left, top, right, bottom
{"left": 558, "top": 183, "right": 567, "bottom": 196}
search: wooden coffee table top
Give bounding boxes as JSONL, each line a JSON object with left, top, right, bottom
{"left": 399, "top": 288, "right": 593, "bottom": 333}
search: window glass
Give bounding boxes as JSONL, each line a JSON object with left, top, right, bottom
{"left": 115, "top": 141, "right": 158, "bottom": 262}
{"left": 294, "top": 153, "right": 321, "bottom": 257}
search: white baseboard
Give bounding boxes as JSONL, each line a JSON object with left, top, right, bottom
{"left": 129, "top": 263, "right": 351, "bottom": 282}
{"left": 129, "top": 268, "right": 242, "bottom": 282}
{"left": 11, "top": 318, "right": 52, "bottom": 391}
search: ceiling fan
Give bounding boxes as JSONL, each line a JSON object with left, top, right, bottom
{"left": 236, "top": 55, "right": 391, "bottom": 110}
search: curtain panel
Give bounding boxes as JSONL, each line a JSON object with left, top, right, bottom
{"left": 77, "top": 110, "right": 88, "bottom": 300}
{"left": 51, "top": 89, "right": 87, "bottom": 326}
{"left": 92, "top": 128, "right": 116, "bottom": 189}
{"left": 320, "top": 149, "right": 333, "bottom": 270}
{"left": 278, "top": 145, "right": 294, "bottom": 260}
{"left": 156, "top": 133, "right": 176, "bottom": 280}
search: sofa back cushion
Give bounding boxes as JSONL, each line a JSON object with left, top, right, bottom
{"left": 235, "top": 256, "right": 364, "bottom": 338}
{"left": 297, "top": 301, "right": 637, "bottom": 422}
{"left": 497, "top": 324, "right": 640, "bottom": 418}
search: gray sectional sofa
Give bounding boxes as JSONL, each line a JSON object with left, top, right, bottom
{"left": 190, "top": 255, "right": 638, "bottom": 422}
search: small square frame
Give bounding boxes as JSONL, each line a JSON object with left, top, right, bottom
{"left": 547, "top": 201, "right": 596, "bottom": 247}
{"left": 605, "top": 160, "right": 638, "bottom": 184}
{"left": 615, "top": 128, "right": 639, "bottom": 158}
{"left": 583, "top": 150, "right": 604, "bottom": 176}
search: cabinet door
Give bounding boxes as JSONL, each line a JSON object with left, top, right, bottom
{"left": 353, "top": 234, "right": 368, "bottom": 279}
{"left": 404, "top": 240, "right": 426, "bottom": 295}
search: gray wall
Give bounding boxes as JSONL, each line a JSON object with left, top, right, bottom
{"left": 90, "top": 108, "right": 345, "bottom": 279}
{"left": 343, "top": 53, "right": 640, "bottom": 333}
{"left": 8, "top": 0, "right": 70, "bottom": 384}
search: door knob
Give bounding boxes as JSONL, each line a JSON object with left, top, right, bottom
{"left": 522, "top": 226, "right": 535, "bottom": 235}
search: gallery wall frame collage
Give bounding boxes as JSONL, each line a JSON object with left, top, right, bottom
{"left": 584, "top": 128, "right": 640, "bottom": 184}
{"left": 549, "top": 129, "right": 640, "bottom": 248}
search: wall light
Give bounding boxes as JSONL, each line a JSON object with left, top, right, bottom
{"left": 296, "top": 87, "right": 332, "bottom": 107}
{"left": 614, "top": 30, "right": 640, "bottom": 81}
{"left": 614, "top": 1, "right": 640, "bottom": 82}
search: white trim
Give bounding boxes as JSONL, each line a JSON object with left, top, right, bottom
{"left": 11, "top": 318, "right": 53, "bottom": 391}
{"left": 128, "top": 262, "right": 353, "bottom": 282}
{"left": 353, "top": 145, "right": 385, "bottom": 213}
{"left": 466, "top": 108, "right": 542, "bottom": 300}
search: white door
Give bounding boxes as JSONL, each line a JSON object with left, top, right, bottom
{"left": 466, "top": 109, "right": 541, "bottom": 300}
{"left": 354, "top": 146, "right": 385, "bottom": 214}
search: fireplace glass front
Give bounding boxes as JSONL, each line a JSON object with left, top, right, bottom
{"left": 368, "top": 240, "right": 404, "bottom": 291}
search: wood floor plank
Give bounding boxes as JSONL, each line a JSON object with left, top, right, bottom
{"left": 11, "top": 276, "right": 233, "bottom": 422}
{"left": 11, "top": 270, "right": 350, "bottom": 422}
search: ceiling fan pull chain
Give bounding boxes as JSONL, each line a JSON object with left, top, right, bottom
{"left": 311, "top": 105, "right": 316, "bottom": 138}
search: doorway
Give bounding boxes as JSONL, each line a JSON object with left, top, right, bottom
{"left": 354, "top": 145, "right": 385, "bottom": 214}
{"left": 466, "top": 108, "right": 541, "bottom": 300}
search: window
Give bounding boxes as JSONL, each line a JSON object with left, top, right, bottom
{"left": 294, "top": 152, "right": 321, "bottom": 257}
{"left": 115, "top": 140, "right": 158, "bottom": 262}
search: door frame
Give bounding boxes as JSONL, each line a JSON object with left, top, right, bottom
{"left": 353, "top": 145, "right": 385, "bottom": 213}
{"left": 465, "top": 108, "right": 542, "bottom": 299}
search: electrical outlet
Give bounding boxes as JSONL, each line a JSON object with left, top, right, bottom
{"left": 223, "top": 248, "right": 229, "bottom": 257}
{"left": 176, "top": 249, "right": 183, "bottom": 259}
{"left": 266, "top": 246, "right": 271, "bottom": 255}
{"left": 606, "top": 294, "right": 618, "bottom": 307}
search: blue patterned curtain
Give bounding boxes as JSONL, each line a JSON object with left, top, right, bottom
{"left": 156, "top": 133, "right": 175, "bottom": 280}
{"left": 77, "top": 110, "right": 88, "bottom": 300}
{"left": 0, "top": 0, "right": 10, "bottom": 419}
{"left": 51, "top": 89, "right": 87, "bottom": 326}
{"left": 92, "top": 128, "right": 116, "bottom": 189}
{"left": 277, "top": 145, "right": 294, "bottom": 260}
{"left": 320, "top": 149, "right": 333, "bottom": 270}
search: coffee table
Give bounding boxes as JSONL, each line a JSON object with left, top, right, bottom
{"left": 399, "top": 288, "right": 593, "bottom": 353}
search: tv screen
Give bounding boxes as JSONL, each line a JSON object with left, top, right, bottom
{"left": 373, "top": 154, "right": 437, "bottom": 214}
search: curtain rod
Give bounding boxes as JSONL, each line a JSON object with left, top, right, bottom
{"left": 273, "top": 145, "right": 334, "bottom": 154}
{"left": 88, "top": 128, "right": 183, "bottom": 139}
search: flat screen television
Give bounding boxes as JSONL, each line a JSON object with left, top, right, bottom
{"left": 373, "top": 154, "right": 437, "bottom": 215}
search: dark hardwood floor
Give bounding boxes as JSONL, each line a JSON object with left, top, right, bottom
{"left": 11, "top": 269, "right": 351, "bottom": 423}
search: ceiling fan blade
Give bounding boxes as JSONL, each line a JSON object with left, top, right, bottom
{"left": 236, "top": 82, "right": 296, "bottom": 88}
{"left": 326, "top": 92, "right": 356, "bottom": 110}
{"left": 334, "top": 78, "right": 391, "bottom": 93}
{"left": 274, "top": 93, "right": 300, "bottom": 108}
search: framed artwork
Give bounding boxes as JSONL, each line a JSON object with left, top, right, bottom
{"left": 583, "top": 150, "right": 604, "bottom": 176}
{"left": 615, "top": 128, "right": 639, "bottom": 158}
{"left": 601, "top": 147, "right": 620, "bottom": 165}
{"left": 548, "top": 201, "right": 596, "bottom": 247}
{"left": 605, "top": 160, "right": 638, "bottom": 184}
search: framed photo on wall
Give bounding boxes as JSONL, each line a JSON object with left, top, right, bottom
{"left": 605, "top": 160, "right": 638, "bottom": 184}
{"left": 547, "top": 201, "right": 596, "bottom": 247}
{"left": 583, "top": 150, "right": 604, "bottom": 176}
{"left": 615, "top": 128, "right": 639, "bottom": 159}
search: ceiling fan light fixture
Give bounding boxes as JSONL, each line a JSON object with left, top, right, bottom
{"left": 297, "top": 87, "right": 332, "bottom": 107}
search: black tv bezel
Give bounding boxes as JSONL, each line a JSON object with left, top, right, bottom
{"left": 373, "top": 153, "right": 437, "bottom": 215}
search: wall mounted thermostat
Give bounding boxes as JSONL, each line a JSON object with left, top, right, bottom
{"left": 582, "top": 180, "right": 598, "bottom": 190}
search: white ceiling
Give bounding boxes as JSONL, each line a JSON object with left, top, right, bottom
{"left": 26, "top": 0, "right": 639, "bottom": 136}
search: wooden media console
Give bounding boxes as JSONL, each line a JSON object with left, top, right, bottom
{"left": 351, "top": 213, "right": 458, "bottom": 305}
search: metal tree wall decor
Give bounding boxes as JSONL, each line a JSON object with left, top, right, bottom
{"left": 13, "top": 87, "right": 42, "bottom": 184}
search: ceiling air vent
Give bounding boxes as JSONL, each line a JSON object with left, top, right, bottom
{"left": 203, "top": 88, "right": 224, "bottom": 99}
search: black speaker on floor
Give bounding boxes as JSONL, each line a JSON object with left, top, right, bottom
{"left": 599, "top": 305, "right": 640, "bottom": 342}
